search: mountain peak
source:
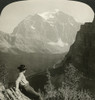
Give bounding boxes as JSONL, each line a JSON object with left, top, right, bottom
{"left": 38, "top": 9, "right": 63, "bottom": 20}
{"left": 38, "top": 12, "right": 54, "bottom": 20}
{"left": 38, "top": 9, "right": 73, "bottom": 21}
{"left": 0, "top": 11, "right": 80, "bottom": 54}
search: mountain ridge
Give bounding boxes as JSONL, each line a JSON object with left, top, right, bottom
{"left": 0, "top": 10, "right": 80, "bottom": 54}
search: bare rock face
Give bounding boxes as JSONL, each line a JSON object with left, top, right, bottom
{"left": 63, "top": 17, "right": 95, "bottom": 78}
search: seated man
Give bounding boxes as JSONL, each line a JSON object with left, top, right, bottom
{"left": 15, "top": 65, "right": 43, "bottom": 100}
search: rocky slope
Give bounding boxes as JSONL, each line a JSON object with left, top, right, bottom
{"left": 63, "top": 17, "right": 95, "bottom": 78}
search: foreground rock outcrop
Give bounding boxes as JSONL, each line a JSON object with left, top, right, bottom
{"left": 0, "top": 83, "right": 30, "bottom": 100}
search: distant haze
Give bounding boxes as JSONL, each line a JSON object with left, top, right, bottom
{"left": 0, "top": 0, "right": 94, "bottom": 33}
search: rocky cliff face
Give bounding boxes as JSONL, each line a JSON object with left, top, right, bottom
{"left": 63, "top": 17, "right": 95, "bottom": 78}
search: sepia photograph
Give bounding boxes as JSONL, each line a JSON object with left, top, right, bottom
{"left": 0, "top": 0, "right": 95, "bottom": 99}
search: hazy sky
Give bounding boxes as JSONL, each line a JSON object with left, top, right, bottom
{"left": 0, "top": 0, "right": 94, "bottom": 33}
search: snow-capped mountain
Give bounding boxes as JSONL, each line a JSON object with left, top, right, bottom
{"left": 0, "top": 10, "right": 80, "bottom": 54}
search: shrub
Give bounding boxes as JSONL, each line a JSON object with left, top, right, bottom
{"left": 43, "top": 64, "right": 94, "bottom": 100}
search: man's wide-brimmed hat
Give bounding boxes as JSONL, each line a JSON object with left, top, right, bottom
{"left": 17, "top": 65, "right": 27, "bottom": 71}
